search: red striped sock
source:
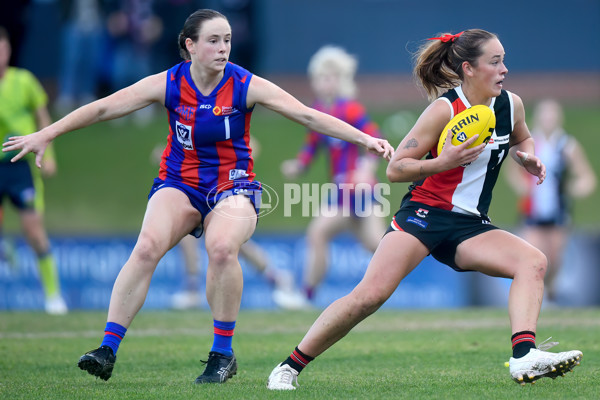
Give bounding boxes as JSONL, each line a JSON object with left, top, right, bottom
{"left": 512, "top": 330, "right": 536, "bottom": 358}
{"left": 283, "top": 346, "right": 314, "bottom": 373}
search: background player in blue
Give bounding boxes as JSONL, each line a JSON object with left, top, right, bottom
{"left": 280, "top": 45, "right": 386, "bottom": 307}
{"left": 3, "top": 9, "right": 393, "bottom": 384}
{"left": 267, "top": 29, "right": 582, "bottom": 390}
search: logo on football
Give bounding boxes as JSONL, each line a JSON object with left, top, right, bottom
{"left": 437, "top": 105, "right": 496, "bottom": 156}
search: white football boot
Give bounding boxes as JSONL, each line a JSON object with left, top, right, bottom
{"left": 267, "top": 363, "right": 299, "bottom": 390}
{"left": 45, "top": 295, "right": 68, "bottom": 315}
{"left": 509, "top": 347, "right": 583, "bottom": 385}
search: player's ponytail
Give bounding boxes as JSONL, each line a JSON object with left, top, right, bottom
{"left": 178, "top": 9, "right": 228, "bottom": 60}
{"left": 413, "top": 29, "right": 497, "bottom": 101}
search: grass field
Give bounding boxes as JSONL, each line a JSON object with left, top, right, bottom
{"left": 2, "top": 103, "right": 599, "bottom": 235}
{"left": 1, "top": 308, "right": 598, "bottom": 399}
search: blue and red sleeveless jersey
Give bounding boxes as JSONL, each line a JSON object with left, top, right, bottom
{"left": 161, "top": 61, "right": 255, "bottom": 193}
{"left": 296, "top": 98, "right": 381, "bottom": 185}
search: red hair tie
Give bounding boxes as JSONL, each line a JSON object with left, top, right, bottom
{"left": 427, "top": 31, "right": 464, "bottom": 43}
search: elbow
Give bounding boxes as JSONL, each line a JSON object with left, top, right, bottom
{"left": 386, "top": 163, "right": 402, "bottom": 183}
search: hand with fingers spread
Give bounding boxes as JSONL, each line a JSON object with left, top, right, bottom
{"left": 516, "top": 150, "right": 546, "bottom": 185}
{"left": 2, "top": 130, "right": 54, "bottom": 169}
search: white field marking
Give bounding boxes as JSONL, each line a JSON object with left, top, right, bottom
{"left": 1, "top": 316, "right": 598, "bottom": 340}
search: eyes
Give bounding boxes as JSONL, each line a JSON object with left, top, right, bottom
{"left": 208, "top": 37, "right": 231, "bottom": 45}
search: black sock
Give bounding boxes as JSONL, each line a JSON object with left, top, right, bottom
{"left": 282, "top": 346, "right": 314, "bottom": 373}
{"left": 512, "top": 331, "right": 536, "bottom": 358}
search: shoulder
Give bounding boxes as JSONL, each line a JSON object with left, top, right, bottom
{"left": 227, "top": 62, "right": 253, "bottom": 82}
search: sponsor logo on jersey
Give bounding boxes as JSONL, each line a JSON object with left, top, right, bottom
{"left": 213, "top": 106, "right": 239, "bottom": 116}
{"left": 406, "top": 216, "right": 428, "bottom": 229}
{"left": 416, "top": 208, "right": 429, "bottom": 218}
{"left": 229, "top": 168, "right": 249, "bottom": 180}
{"left": 198, "top": 104, "right": 212, "bottom": 109}
{"left": 176, "top": 120, "right": 194, "bottom": 150}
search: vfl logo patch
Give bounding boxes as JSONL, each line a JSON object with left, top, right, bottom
{"left": 456, "top": 131, "right": 468, "bottom": 143}
{"left": 229, "top": 169, "right": 249, "bottom": 180}
{"left": 416, "top": 208, "right": 429, "bottom": 218}
{"left": 406, "top": 216, "right": 428, "bottom": 229}
{"left": 176, "top": 121, "right": 193, "bottom": 150}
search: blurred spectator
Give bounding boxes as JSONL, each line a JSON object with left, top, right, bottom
{"left": 0, "top": 0, "right": 31, "bottom": 67}
{"left": 154, "top": 0, "right": 199, "bottom": 69}
{"left": 55, "top": 0, "right": 108, "bottom": 115}
{"left": 105, "top": 0, "right": 163, "bottom": 124}
{"left": 506, "top": 99, "right": 597, "bottom": 304}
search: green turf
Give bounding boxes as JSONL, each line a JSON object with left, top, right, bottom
{"left": 0, "top": 308, "right": 597, "bottom": 399}
{"left": 2, "top": 103, "right": 599, "bottom": 234}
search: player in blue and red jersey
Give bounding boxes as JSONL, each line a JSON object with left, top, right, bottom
{"left": 3, "top": 9, "right": 393, "bottom": 384}
{"left": 280, "top": 46, "right": 386, "bottom": 307}
{"left": 268, "top": 29, "right": 582, "bottom": 390}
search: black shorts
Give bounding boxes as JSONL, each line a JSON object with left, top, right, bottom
{"left": 385, "top": 201, "right": 499, "bottom": 271}
{"left": 0, "top": 160, "right": 36, "bottom": 210}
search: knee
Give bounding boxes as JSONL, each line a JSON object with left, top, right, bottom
{"left": 306, "top": 224, "right": 329, "bottom": 245}
{"left": 348, "top": 287, "right": 387, "bottom": 317}
{"left": 524, "top": 248, "right": 548, "bottom": 281}
{"left": 206, "top": 239, "right": 238, "bottom": 267}
{"left": 132, "top": 233, "right": 164, "bottom": 265}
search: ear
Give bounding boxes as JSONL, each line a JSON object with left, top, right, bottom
{"left": 185, "top": 38, "right": 195, "bottom": 55}
{"left": 462, "top": 61, "right": 475, "bottom": 77}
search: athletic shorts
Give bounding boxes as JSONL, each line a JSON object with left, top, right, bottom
{"left": 0, "top": 160, "right": 37, "bottom": 211}
{"left": 385, "top": 201, "right": 499, "bottom": 271}
{"left": 148, "top": 178, "right": 262, "bottom": 238}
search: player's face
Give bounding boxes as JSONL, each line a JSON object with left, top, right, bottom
{"left": 311, "top": 69, "right": 340, "bottom": 102}
{"left": 192, "top": 17, "right": 231, "bottom": 72}
{"left": 0, "top": 39, "right": 11, "bottom": 69}
{"left": 471, "top": 38, "right": 507, "bottom": 98}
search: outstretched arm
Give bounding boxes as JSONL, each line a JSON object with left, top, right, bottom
{"left": 3, "top": 71, "right": 167, "bottom": 168}
{"left": 246, "top": 75, "right": 394, "bottom": 160}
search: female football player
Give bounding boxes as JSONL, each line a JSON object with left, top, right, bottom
{"left": 267, "top": 29, "right": 583, "bottom": 390}
{"left": 3, "top": 9, "right": 392, "bottom": 384}
{"left": 506, "top": 98, "right": 596, "bottom": 303}
{"left": 279, "top": 45, "right": 386, "bottom": 308}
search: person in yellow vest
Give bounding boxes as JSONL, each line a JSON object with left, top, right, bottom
{"left": 0, "top": 26, "right": 67, "bottom": 314}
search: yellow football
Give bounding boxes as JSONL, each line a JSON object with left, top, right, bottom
{"left": 437, "top": 104, "right": 496, "bottom": 156}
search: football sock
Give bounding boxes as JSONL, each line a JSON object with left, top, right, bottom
{"left": 211, "top": 319, "right": 235, "bottom": 357}
{"left": 512, "top": 330, "right": 536, "bottom": 358}
{"left": 304, "top": 287, "right": 314, "bottom": 301}
{"left": 101, "top": 322, "right": 127, "bottom": 356}
{"left": 38, "top": 253, "right": 60, "bottom": 298}
{"left": 283, "top": 346, "right": 314, "bottom": 373}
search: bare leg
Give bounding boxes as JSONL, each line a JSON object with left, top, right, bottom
{"left": 303, "top": 213, "right": 351, "bottom": 295}
{"left": 519, "top": 226, "right": 568, "bottom": 302}
{"left": 107, "top": 188, "right": 202, "bottom": 327}
{"left": 203, "top": 196, "right": 257, "bottom": 321}
{"left": 455, "top": 229, "right": 547, "bottom": 335}
{"left": 298, "top": 232, "right": 428, "bottom": 357}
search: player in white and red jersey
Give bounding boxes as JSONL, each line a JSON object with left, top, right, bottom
{"left": 505, "top": 99, "right": 596, "bottom": 303}
{"left": 268, "top": 29, "right": 582, "bottom": 390}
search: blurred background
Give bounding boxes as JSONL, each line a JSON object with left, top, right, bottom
{"left": 1, "top": 0, "right": 599, "bottom": 310}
